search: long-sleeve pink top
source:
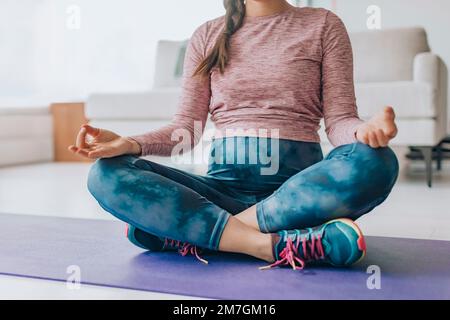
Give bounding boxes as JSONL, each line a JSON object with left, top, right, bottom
{"left": 131, "top": 6, "right": 363, "bottom": 156}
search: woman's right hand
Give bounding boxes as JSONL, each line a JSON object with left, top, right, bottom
{"left": 68, "top": 124, "right": 141, "bottom": 159}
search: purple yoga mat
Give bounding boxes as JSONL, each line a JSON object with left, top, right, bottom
{"left": 0, "top": 213, "right": 449, "bottom": 299}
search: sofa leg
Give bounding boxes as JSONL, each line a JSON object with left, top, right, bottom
{"left": 436, "top": 145, "right": 442, "bottom": 171}
{"left": 416, "top": 146, "right": 433, "bottom": 187}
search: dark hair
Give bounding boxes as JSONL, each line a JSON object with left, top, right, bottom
{"left": 193, "top": 0, "right": 246, "bottom": 77}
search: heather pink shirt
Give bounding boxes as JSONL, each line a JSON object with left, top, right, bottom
{"left": 131, "top": 6, "right": 363, "bottom": 156}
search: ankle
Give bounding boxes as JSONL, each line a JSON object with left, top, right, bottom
{"left": 256, "top": 233, "right": 277, "bottom": 262}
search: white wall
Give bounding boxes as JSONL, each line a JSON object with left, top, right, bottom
{"left": 0, "top": 0, "right": 224, "bottom": 106}
{"left": 312, "top": 0, "right": 450, "bottom": 132}
{"left": 2, "top": 0, "right": 449, "bottom": 129}
{"left": 0, "top": 0, "right": 40, "bottom": 100}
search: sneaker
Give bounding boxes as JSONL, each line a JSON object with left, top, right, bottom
{"left": 126, "top": 224, "right": 166, "bottom": 251}
{"left": 260, "top": 218, "right": 366, "bottom": 270}
{"left": 126, "top": 224, "right": 208, "bottom": 264}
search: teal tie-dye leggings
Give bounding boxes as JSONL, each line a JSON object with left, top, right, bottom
{"left": 87, "top": 137, "right": 399, "bottom": 250}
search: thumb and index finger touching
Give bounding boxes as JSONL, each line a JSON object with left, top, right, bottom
{"left": 68, "top": 124, "right": 101, "bottom": 154}
{"left": 81, "top": 124, "right": 100, "bottom": 137}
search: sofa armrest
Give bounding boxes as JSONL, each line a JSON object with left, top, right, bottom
{"left": 85, "top": 88, "right": 182, "bottom": 120}
{"left": 414, "top": 52, "right": 440, "bottom": 88}
{"left": 414, "top": 52, "right": 448, "bottom": 140}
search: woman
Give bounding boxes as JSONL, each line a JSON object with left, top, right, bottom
{"left": 70, "top": 0, "right": 399, "bottom": 270}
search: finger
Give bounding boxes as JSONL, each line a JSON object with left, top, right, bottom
{"left": 69, "top": 146, "right": 90, "bottom": 158}
{"left": 68, "top": 145, "right": 90, "bottom": 155}
{"left": 88, "top": 147, "right": 111, "bottom": 159}
{"left": 76, "top": 148, "right": 91, "bottom": 158}
{"left": 82, "top": 124, "right": 101, "bottom": 138}
{"left": 76, "top": 127, "right": 88, "bottom": 149}
{"left": 357, "top": 128, "right": 370, "bottom": 145}
{"left": 385, "top": 124, "right": 398, "bottom": 139}
{"left": 375, "top": 129, "right": 389, "bottom": 147}
{"left": 68, "top": 145, "right": 77, "bottom": 153}
{"left": 87, "top": 151, "right": 102, "bottom": 159}
{"left": 369, "top": 131, "right": 380, "bottom": 148}
{"left": 360, "top": 132, "right": 370, "bottom": 145}
{"left": 76, "top": 148, "right": 89, "bottom": 157}
{"left": 384, "top": 106, "right": 395, "bottom": 120}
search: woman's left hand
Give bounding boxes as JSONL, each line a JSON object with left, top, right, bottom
{"left": 356, "top": 106, "right": 398, "bottom": 148}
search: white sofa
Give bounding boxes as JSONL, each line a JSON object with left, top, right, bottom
{"left": 351, "top": 27, "right": 447, "bottom": 143}
{"left": 86, "top": 27, "right": 448, "bottom": 184}
{"left": 0, "top": 105, "right": 53, "bottom": 167}
{"left": 351, "top": 27, "right": 447, "bottom": 187}
{"left": 86, "top": 40, "right": 207, "bottom": 173}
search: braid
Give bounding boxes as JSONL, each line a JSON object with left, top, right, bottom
{"left": 193, "top": 0, "right": 246, "bottom": 77}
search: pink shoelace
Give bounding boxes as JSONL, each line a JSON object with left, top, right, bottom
{"left": 164, "top": 238, "right": 208, "bottom": 265}
{"left": 259, "top": 234, "right": 325, "bottom": 270}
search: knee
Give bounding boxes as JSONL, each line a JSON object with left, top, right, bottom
{"left": 353, "top": 143, "right": 399, "bottom": 194}
{"left": 355, "top": 143, "right": 399, "bottom": 175}
{"left": 87, "top": 155, "right": 138, "bottom": 199}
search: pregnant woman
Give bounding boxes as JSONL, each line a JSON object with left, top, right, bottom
{"left": 70, "top": 0, "right": 399, "bottom": 270}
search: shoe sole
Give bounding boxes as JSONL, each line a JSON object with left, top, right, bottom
{"left": 324, "top": 218, "right": 367, "bottom": 265}
{"left": 125, "top": 224, "right": 152, "bottom": 250}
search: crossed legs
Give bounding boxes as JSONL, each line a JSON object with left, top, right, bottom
{"left": 87, "top": 143, "right": 399, "bottom": 262}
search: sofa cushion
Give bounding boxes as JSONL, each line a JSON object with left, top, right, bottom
{"left": 89, "top": 119, "right": 216, "bottom": 137}
{"left": 90, "top": 119, "right": 213, "bottom": 174}
{"left": 153, "top": 40, "right": 188, "bottom": 89}
{"left": 0, "top": 114, "right": 52, "bottom": 139}
{"left": 0, "top": 105, "right": 49, "bottom": 115}
{"left": 162, "top": 28, "right": 430, "bottom": 84}
{"left": 355, "top": 81, "right": 435, "bottom": 118}
{"left": 85, "top": 89, "right": 182, "bottom": 120}
{"left": 89, "top": 120, "right": 173, "bottom": 136}
{"left": 174, "top": 41, "right": 189, "bottom": 78}
{"left": 350, "top": 27, "right": 429, "bottom": 83}
{"left": 0, "top": 137, "right": 53, "bottom": 166}
{"left": 318, "top": 118, "right": 443, "bottom": 146}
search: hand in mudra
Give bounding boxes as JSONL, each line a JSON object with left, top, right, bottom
{"left": 68, "top": 124, "right": 141, "bottom": 159}
{"left": 356, "top": 106, "right": 398, "bottom": 148}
